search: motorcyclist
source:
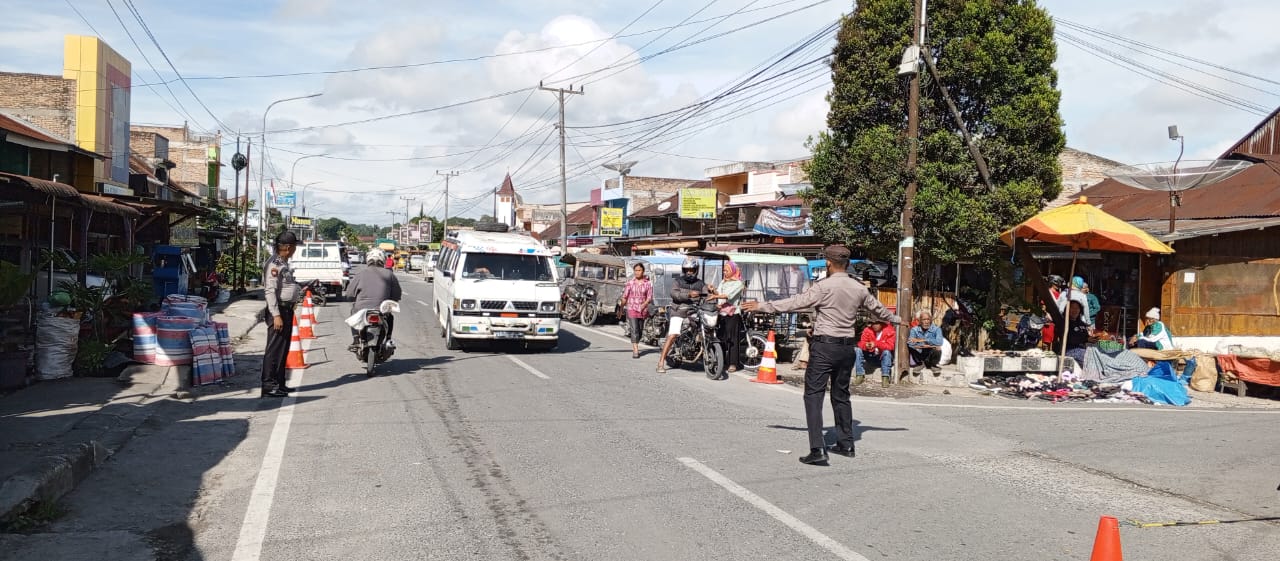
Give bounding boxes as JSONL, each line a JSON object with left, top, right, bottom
{"left": 345, "top": 249, "right": 402, "bottom": 352}
{"left": 656, "top": 257, "right": 715, "bottom": 373}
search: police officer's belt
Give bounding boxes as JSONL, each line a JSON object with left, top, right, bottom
{"left": 811, "top": 335, "right": 856, "bottom": 346}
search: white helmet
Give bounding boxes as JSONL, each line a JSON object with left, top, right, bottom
{"left": 366, "top": 249, "right": 386, "bottom": 266}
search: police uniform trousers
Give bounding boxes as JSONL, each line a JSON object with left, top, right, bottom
{"left": 261, "top": 304, "right": 295, "bottom": 391}
{"left": 803, "top": 338, "right": 858, "bottom": 450}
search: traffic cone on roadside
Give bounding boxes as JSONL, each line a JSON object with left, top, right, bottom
{"left": 285, "top": 318, "right": 309, "bottom": 369}
{"left": 303, "top": 290, "right": 319, "bottom": 321}
{"left": 1089, "top": 516, "right": 1124, "bottom": 561}
{"left": 751, "top": 330, "right": 783, "bottom": 384}
{"left": 298, "top": 292, "right": 317, "bottom": 340}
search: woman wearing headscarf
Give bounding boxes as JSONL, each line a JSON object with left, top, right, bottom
{"left": 717, "top": 260, "right": 747, "bottom": 372}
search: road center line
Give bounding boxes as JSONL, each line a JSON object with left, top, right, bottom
{"left": 230, "top": 369, "right": 306, "bottom": 561}
{"left": 678, "top": 457, "right": 871, "bottom": 561}
{"left": 561, "top": 323, "right": 633, "bottom": 345}
{"left": 506, "top": 355, "right": 551, "bottom": 379}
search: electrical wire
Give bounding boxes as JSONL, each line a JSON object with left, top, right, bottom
{"left": 120, "top": 0, "right": 234, "bottom": 132}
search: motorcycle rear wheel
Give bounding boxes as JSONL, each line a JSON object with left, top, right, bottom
{"left": 365, "top": 348, "right": 376, "bottom": 377}
{"left": 704, "top": 341, "right": 725, "bottom": 380}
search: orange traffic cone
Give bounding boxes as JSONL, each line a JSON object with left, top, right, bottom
{"left": 1089, "top": 516, "right": 1124, "bottom": 561}
{"left": 303, "top": 290, "right": 319, "bottom": 321}
{"left": 285, "top": 318, "right": 309, "bottom": 369}
{"left": 751, "top": 330, "right": 783, "bottom": 384}
{"left": 298, "top": 293, "right": 316, "bottom": 340}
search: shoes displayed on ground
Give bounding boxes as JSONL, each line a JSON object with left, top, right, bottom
{"left": 799, "top": 448, "right": 830, "bottom": 466}
{"left": 829, "top": 443, "right": 856, "bottom": 458}
{"left": 853, "top": 374, "right": 866, "bottom": 386}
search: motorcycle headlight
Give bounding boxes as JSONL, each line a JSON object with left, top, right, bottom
{"left": 539, "top": 301, "right": 558, "bottom": 312}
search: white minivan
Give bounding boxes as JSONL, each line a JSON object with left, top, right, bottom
{"left": 433, "top": 226, "right": 561, "bottom": 351}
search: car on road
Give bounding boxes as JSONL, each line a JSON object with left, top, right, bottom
{"left": 433, "top": 224, "right": 561, "bottom": 351}
{"left": 408, "top": 254, "right": 425, "bottom": 272}
{"left": 292, "top": 241, "right": 349, "bottom": 301}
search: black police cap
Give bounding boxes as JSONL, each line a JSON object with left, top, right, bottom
{"left": 275, "top": 230, "right": 299, "bottom": 245}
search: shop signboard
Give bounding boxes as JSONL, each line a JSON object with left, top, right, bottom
{"left": 289, "top": 216, "right": 312, "bottom": 227}
{"left": 599, "top": 207, "right": 624, "bottom": 236}
{"left": 679, "top": 188, "right": 717, "bottom": 219}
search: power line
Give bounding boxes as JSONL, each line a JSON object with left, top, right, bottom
{"left": 119, "top": 0, "right": 233, "bottom": 132}
{"left": 100, "top": 0, "right": 209, "bottom": 132}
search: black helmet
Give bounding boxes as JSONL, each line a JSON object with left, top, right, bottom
{"left": 275, "top": 230, "right": 299, "bottom": 246}
{"left": 1046, "top": 274, "right": 1066, "bottom": 288}
{"left": 681, "top": 257, "right": 699, "bottom": 273}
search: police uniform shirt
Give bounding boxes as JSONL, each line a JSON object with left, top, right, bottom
{"left": 760, "top": 273, "right": 900, "bottom": 338}
{"left": 263, "top": 255, "right": 299, "bottom": 317}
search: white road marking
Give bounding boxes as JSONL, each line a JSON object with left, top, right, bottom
{"left": 561, "top": 323, "right": 633, "bottom": 345}
{"left": 678, "top": 457, "right": 871, "bottom": 561}
{"left": 506, "top": 355, "right": 551, "bottom": 379}
{"left": 417, "top": 299, "right": 430, "bottom": 307}
{"left": 230, "top": 369, "right": 305, "bottom": 561}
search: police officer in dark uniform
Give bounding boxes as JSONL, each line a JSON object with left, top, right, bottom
{"left": 741, "top": 245, "right": 900, "bottom": 466}
{"left": 261, "top": 230, "right": 302, "bottom": 397}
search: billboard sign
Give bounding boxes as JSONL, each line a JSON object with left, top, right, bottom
{"left": 600, "top": 178, "right": 625, "bottom": 201}
{"left": 532, "top": 209, "right": 561, "bottom": 223}
{"left": 679, "top": 188, "right": 717, "bottom": 219}
{"left": 599, "top": 207, "right": 624, "bottom": 236}
{"left": 274, "top": 190, "right": 296, "bottom": 208}
{"left": 289, "top": 216, "right": 312, "bottom": 227}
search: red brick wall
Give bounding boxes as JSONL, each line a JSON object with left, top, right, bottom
{"left": 0, "top": 72, "right": 76, "bottom": 140}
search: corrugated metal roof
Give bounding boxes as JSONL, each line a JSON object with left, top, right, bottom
{"left": 0, "top": 112, "right": 67, "bottom": 145}
{"left": 630, "top": 193, "right": 679, "bottom": 218}
{"left": 1075, "top": 153, "right": 1280, "bottom": 220}
{"left": 536, "top": 205, "right": 595, "bottom": 238}
{"left": 1222, "top": 106, "right": 1280, "bottom": 157}
{"left": 1129, "top": 216, "right": 1280, "bottom": 241}
{"left": 0, "top": 171, "right": 80, "bottom": 198}
{"left": 80, "top": 193, "right": 140, "bottom": 217}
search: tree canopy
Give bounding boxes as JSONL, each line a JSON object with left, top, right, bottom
{"left": 805, "top": 0, "right": 1064, "bottom": 264}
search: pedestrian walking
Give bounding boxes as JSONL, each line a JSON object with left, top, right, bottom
{"left": 741, "top": 245, "right": 900, "bottom": 466}
{"left": 261, "top": 230, "right": 302, "bottom": 397}
{"left": 621, "top": 263, "right": 654, "bottom": 359}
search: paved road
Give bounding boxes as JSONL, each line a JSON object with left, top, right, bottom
{"left": 13, "top": 271, "right": 1280, "bottom": 561}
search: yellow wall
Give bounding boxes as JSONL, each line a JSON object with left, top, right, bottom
{"left": 63, "top": 35, "right": 131, "bottom": 187}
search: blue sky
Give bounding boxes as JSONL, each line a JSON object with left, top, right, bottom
{"left": 3, "top": 0, "right": 1278, "bottom": 226}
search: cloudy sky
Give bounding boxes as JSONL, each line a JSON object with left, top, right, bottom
{"left": 3, "top": 0, "right": 1278, "bottom": 226}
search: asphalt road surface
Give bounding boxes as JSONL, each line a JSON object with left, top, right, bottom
{"left": 91, "top": 272, "right": 1280, "bottom": 560}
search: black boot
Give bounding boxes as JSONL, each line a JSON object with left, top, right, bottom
{"left": 799, "top": 448, "right": 829, "bottom": 466}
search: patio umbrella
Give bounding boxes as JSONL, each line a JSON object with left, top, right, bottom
{"left": 1000, "top": 197, "right": 1174, "bottom": 362}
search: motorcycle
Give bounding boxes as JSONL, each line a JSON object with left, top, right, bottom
{"left": 664, "top": 297, "right": 726, "bottom": 380}
{"left": 621, "top": 303, "right": 667, "bottom": 347}
{"left": 561, "top": 283, "right": 593, "bottom": 324}
{"left": 347, "top": 300, "right": 399, "bottom": 376}
{"left": 734, "top": 311, "right": 769, "bottom": 370}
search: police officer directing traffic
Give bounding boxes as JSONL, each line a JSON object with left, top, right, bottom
{"left": 261, "top": 230, "right": 302, "bottom": 398}
{"left": 741, "top": 245, "right": 900, "bottom": 466}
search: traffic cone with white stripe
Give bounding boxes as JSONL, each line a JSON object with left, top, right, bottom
{"left": 751, "top": 330, "right": 782, "bottom": 384}
{"left": 285, "top": 317, "right": 309, "bottom": 369}
{"left": 298, "top": 291, "right": 316, "bottom": 340}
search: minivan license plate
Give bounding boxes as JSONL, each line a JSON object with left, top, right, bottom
{"left": 494, "top": 331, "right": 524, "bottom": 339}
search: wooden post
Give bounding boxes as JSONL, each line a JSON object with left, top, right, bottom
{"left": 1015, "top": 242, "right": 1064, "bottom": 328}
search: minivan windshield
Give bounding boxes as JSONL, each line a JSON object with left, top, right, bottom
{"left": 460, "top": 253, "right": 553, "bottom": 281}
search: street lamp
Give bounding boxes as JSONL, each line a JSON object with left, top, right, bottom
{"left": 257, "top": 92, "right": 322, "bottom": 267}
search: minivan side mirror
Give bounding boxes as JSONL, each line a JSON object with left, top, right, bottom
{"left": 441, "top": 269, "right": 452, "bottom": 278}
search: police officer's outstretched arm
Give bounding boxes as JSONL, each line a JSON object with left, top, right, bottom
{"left": 860, "top": 291, "right": 902, "bottom": 326}
{"left": 760, "top": 282, "right": 823, "bottom": 314}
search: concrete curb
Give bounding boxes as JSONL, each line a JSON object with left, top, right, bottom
{"left": 0, "top": 364, "right": 179, "bottom": 524}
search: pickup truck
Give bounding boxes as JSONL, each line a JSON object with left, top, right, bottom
{"left": 292, "top": 242, "right": 349, "bottom": 301}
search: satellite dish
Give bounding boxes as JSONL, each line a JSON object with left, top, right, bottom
{"left": 657, "top": 201, "right": 672, "bottom": 212}
{"left": 1106, "top": 160, "right": 1252, "bottom": 192}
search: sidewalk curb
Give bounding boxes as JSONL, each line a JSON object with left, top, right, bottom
{"left": 0, "top": 364, "right": 174, "bottom": 524}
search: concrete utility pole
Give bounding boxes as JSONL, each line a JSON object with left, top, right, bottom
{"left": 539, "top": 82, "right": 584, "bottom": 251}
{"left": 895, "top": 0, "right": 925, "bottom": 382}
{"left": 436, "top": 170, "right": 460, "bottom": 239}
{"left": 400, "top": 196, "right": 416, "bottom": 243}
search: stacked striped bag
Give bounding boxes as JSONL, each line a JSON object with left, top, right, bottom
{"left": 130, "top": 294, "right": 238, "bottom": 386}
{"left": 189, "top": 325, "right": 223, "bottom": 386}
{"left": 132, "top": 312, "right": 162, "bottom": 363}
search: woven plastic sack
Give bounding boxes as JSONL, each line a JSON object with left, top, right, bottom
{"left": 36, "top": 315, "right": 79, "bottom": 380}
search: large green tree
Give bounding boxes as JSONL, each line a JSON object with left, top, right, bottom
{"left": 806, "top": 0, "right": 1064, "bottom": 264}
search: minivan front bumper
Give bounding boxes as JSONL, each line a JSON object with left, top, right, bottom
{"left": 450, "top": 311, "right": 560, "bottom": 340}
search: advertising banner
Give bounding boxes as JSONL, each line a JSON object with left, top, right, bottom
{"left": 599, "top": 207, "right": 624, "bottom": 236}
{"left": 289, "top": 216, "right": 312, "bottom": 227}
{"left": 752, "top": 207, "right": 813, "bottom": 237}
{"left": 274, "top": 190, "right": 296, "bottom": 209}
{"left": 679, "top": 188, "right": 717, "bottom": 219}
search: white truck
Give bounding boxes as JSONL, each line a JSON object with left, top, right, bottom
{"left": 433, "top": 226, "right": 561, "bottom": 351}
{"left": 291, "top": 241, "right": 349, "bottom": 301}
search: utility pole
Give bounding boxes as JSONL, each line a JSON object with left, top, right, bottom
{"left": 437, "top": 170, "right": 460, "bottom": 239}
{"left": 895, "top": 0, "right": 925, "bottom": 382}
{"left": 400, "top": 196, "right": 416, "bottom": 246}
{"left": 240, "top": 138, "right": 252, "bottom": 290}
{"left": 539, "top": 82, "right": 584, "bottom": 252}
